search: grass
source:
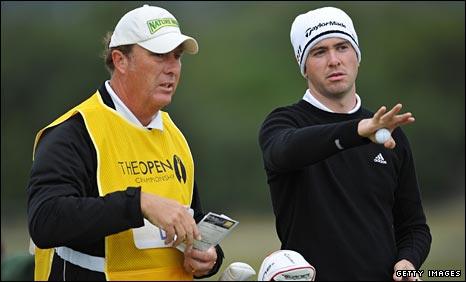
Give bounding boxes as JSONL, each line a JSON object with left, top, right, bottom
{"left": 420, "top": 198, "right": 465, "bottom": 281}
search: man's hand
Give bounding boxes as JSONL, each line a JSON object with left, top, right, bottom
{"left": 140, "top": 192, "right": 200, "bottom": 247}
{"left": 393, "top": 259, "right": 421, "bottom": 281}
{"left": 358, "top": 103, "right": 415, "bottom": 149}
{"left": 183, "top": 245, "right": 217, "bottom": 277}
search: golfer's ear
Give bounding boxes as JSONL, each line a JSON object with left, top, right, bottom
{"left": 112, "top": 50, "right": 129, "bottom": 74}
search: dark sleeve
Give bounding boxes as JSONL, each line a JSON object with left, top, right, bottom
{"left": 27, "top": 114, "right": 144, "bottom": 249}
{"left": 392, "top": 131, "right": 432, "bottom": 269}
{"left": 191, "top": 181, "right": 205, "bottom": 224}
{"left": 258, "top": 110, "right": 369, "bottom": 172}
{"left": 190, "top": 181, "right": 224, "bottom": 278}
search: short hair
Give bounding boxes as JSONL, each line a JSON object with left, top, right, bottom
{"left": 101, "top": 31, "right": 134, "bottom": 75}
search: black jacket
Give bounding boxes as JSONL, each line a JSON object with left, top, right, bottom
{"left": 259, "top": 100, "right": 431, "bottom": 281}
{"left": 27, "top": 83, "right": 223, "bottom": 280}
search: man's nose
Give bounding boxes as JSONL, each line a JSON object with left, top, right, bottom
{"left": 164, "top": 54, "right": 181, "bottom": 74}
{"left": 327, "top": 50, "right": 341, "bottom": 66}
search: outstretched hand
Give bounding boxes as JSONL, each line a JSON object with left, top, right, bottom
{"left": 358, "top": 104, "right": 415, "bottom": 149}
{"left": 140, "top": 192, "right": 201, "bottom": 247}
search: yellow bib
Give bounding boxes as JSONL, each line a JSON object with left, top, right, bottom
{"left": 33, "top": 92, "right": 194, "bottom": 281}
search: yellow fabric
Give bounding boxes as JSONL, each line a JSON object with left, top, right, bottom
{"left": 33, "top": 248, "right": 54, "bottom": 281}
{"left": 32, "top": 92, "right": 194, "bottom": 281}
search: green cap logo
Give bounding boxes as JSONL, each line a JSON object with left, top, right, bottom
{"left": 147, "top": 18, "right": 179, "bottom": 34}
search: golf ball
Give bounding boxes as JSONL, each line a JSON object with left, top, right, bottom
{"left": 375, "top": 128, "right": 391, "bottom": 144}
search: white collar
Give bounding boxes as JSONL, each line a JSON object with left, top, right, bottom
{"left": 105, "top": 81, "right": 163, "bottom": 130}
{"left": 302, "top": 89, "right": 361, "bottom": 114}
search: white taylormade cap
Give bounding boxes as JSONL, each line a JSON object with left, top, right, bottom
{"left": 258, "top": 250, "right": 316, "bottom": 281}
{"left": 109, "top": 5, "right": 198, "bottom": 54}
{"left": 290, "top": 7, "right": 361, "bottom": 77}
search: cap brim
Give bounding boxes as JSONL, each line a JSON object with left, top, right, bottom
{"left": 138, "top": 32, "right": 198, "bottom": 55}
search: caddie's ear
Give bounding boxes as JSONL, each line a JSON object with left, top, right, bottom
{"left": 112, "top": 49, "right": 129, "bottom": 74}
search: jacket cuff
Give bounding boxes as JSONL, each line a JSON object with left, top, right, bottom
{"left": 341, "top": 119, "right": 371, "bottom": 148}
{"left": 397, "top": 251, "right": 421, "bottom": 269}
{"left": 126, "top": 186, "right": 144, "bottom": 228}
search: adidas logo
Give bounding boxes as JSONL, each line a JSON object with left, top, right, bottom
{"left": 373, "top": 153, "right": 387, "bottom": 164}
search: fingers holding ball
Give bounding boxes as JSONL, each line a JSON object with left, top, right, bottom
{"left": 375, "top": 128, "right": 391, "bottom": 144}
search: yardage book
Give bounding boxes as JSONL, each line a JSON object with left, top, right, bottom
{"left": 177, "top": 212, "right": 239, "bottom": 252}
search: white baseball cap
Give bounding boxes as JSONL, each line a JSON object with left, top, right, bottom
{"left": 290, "top": 7, "right": 361, "bottom": 77}
{"left": 109, "top": 5, "right": 198, "bottom": 54}
{"left": 258, "top": 250, "right": 316, "bottom": 281}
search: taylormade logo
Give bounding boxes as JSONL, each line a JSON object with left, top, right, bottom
{"left": 281, "top": 273, "right": 311, "bottom": 280}
{"left": 305, "top": 21, "right": 346, "bottom": 37}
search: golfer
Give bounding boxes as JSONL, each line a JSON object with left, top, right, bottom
{"left": 258, "top": 6, "right": 431, "bottom": 281}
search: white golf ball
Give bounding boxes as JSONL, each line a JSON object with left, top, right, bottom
{"left": 375, "top": 128, "right": 391, "bottom": 144}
